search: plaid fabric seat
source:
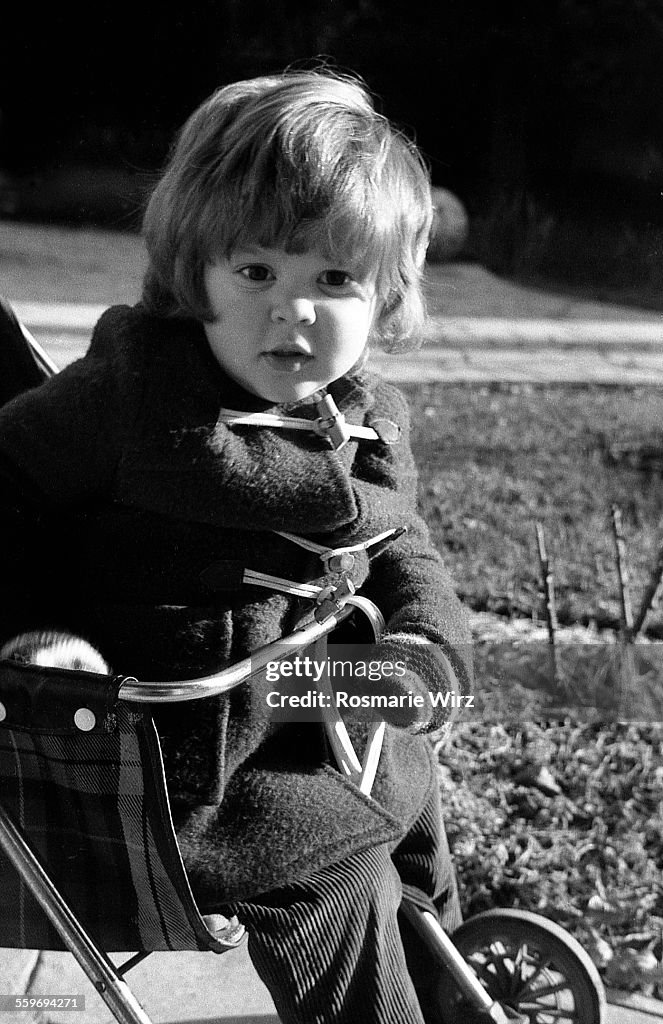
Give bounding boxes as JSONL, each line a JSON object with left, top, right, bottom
{"left": 0, "top": 660, "right": 244, "bottom": 953}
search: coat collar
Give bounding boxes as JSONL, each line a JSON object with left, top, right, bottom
{"left": 114, "top": 309, "right": 380, "bottom": 534}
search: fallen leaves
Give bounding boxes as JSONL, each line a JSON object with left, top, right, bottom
{"left": 438, "top": 718, "right": 663, "bottom": 998}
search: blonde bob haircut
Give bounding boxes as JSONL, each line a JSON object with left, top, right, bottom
{"left": 142, "top": 69, "right": 433, "bottom": 351}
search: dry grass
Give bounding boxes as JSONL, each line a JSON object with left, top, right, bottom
{"left": 407, "top": 382, "right": 663, "bottom": 634}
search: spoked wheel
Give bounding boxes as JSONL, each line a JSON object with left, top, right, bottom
{"left": 435, "top": 909, "right": 606, "bottom": 1024}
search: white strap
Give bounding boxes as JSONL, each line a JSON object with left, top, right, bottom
{"left": 275, "top": 527, "right": 401, "bottom": 563}
{"left": 324, "top": 715, "right": 386, "bottom": 796}
{"left": 217, "top": 408, "right": 379, "bottom": 442}
{"left": 357, "top": 722, "right": 387, "bottom": 795}
{"left": 242, "top": 569, "right": 323, "bottom": 599}
{"left": 309, "top": 629, "right": 387, "bottom": 797}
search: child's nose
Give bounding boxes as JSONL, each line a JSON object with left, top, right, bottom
{"left": 270, "top": 296, "right": 316, "bottom": 325}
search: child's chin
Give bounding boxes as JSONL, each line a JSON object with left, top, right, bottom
{"left": 265, "top": 381, "right": 325, "bottom": 405}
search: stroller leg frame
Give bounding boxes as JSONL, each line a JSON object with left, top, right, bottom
{"left": 400, "top": 900, "right": 523, "bottom": 1024}
{"left": 0, "top": 803, "right": 154, "bottom": 1024}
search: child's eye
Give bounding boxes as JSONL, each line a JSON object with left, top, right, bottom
{"left": 237, "top": 264, "right": 274, "bottom": 283}
{"left": 319, "top": 269, "right": 353, "bottom": 288}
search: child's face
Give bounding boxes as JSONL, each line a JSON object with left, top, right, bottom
{"left": 202, "top": 245, "right": 378, "bottom": 404}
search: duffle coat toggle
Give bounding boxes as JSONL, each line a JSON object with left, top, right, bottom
{"left": 274, "top": 526, "right": 406, "bottom": 574}
{"left": 216, "top": 394, "right": 407, "bottom": 605}
{"left": 216, "top": 388, "right": 401, "bottom": 451}
{"left": 240, "top": 530, "right": 400, "bottom": 615}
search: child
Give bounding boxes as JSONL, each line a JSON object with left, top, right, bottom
{"left": 0, "top": 69, "right": 472, "bottom": 1023}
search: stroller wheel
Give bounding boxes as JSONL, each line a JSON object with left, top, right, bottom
{"left": 434, "top": 908, "right": 606, "bottom": 1024}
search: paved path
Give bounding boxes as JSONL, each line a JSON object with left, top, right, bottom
{"left": 3, "top": 222, "right": 663, "bottom": 384}
{"left": 2, "top": 942, "right": 663, "bottom": 1023}
{"left": 11, "top": 300, "right": 663, "bottom": 384}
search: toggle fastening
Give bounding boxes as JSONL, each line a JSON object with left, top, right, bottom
{"left": 314, "top": 578, "right": 356, "bottom": 622}
{"left": 312, "top": 390, "right": 352, "bottom": 451}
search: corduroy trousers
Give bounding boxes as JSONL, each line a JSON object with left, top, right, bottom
{"left": 227, "top": 782, "right": 460, "bottom": 1024}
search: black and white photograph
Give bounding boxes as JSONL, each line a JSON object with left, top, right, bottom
{"left": 0, "top": 5, "right": 662, "bottom": 1023}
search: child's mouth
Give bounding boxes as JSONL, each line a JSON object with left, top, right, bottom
{"left": 262, "top": 350, "right": 313, "bottom": 373}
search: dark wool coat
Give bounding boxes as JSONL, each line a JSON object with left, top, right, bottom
{"left": 0, "top": 304, "right": 472, "bottom": 906}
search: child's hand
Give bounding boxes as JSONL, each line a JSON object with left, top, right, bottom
{"left": 364, "top": 634, "right": 459, "bottom": 732}
{"left": 0, "top": 631, "right": 111, "bottom": 674}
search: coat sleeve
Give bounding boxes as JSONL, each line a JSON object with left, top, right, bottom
{"left": 347, "top": 379, "right": 473, "bottom": 730}
{"left": 0, "top": 307, "right": 142, "bottom": 504}
{"left": 0, "top": 454, "right": 74, "bottom": 645}
{"left": 0, "top": 307, "right": 143, "bottom": 645}
{"left": 360, "top": 515, "right": 473, "bottom": 684}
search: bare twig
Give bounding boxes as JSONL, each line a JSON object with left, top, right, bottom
{"left": 611, "top": 505, "right": 634, "bottom": 641}
{"left": 632, "top": 547, "right": 663, "bottom": 640}
{"left": 611, "top": 505, "right": 634, "bottom": 707}
{"left": 535, "top": 522, "right": 562, "bottom": 691}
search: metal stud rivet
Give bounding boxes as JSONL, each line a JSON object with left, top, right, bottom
{"left": 74, "top": 708, "right": 96, "bottom": 732}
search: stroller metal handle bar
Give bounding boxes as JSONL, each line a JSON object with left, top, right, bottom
{"left": 116, "top": 595, "right": 385, "bottom": 703}
{"left": 17, "top": 316, "right": 61, "bottom": 376}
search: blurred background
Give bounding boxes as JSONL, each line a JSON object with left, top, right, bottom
{"left": 2, "top": 1, "right": 663, "bottom": 305}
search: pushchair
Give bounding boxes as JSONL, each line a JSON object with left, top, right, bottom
{"left": 0, "top": 299, "right": 607, "bottom": 1023}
